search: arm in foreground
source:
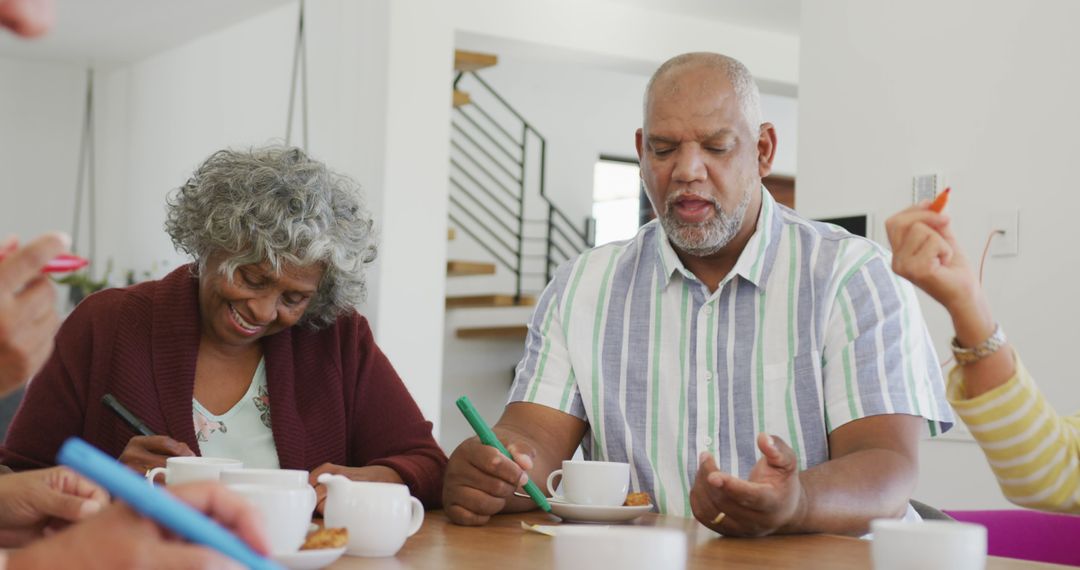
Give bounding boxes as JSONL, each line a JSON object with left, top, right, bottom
{"left": 6, "top": 481, "right": 269, "bottom": 569}
{"left": 885, "top": 204, "right": 1080, "bottom": 511}
{"left": 0, "top": 466, "right": 108, "bottom": 547}
{"left": 0, "top": 233, "right": 67, "bottom": 396}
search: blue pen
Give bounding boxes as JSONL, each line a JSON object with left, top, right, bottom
{"left": 57, "top": 437, "right": 281, "bottom": 570}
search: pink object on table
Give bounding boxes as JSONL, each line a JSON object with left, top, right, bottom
{"left": 943, "top": 509, "right": 1080, "bottom": 566}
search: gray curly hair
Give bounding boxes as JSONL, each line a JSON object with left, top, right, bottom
{"left": 164, "top": 145, "right": 377, "bottom": 329}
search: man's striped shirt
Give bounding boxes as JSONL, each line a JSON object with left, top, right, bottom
{"left": 509, "top": 188, "right": 954, "bottom": 517}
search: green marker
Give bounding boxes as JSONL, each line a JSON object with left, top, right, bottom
{"left": 455, "top": 396, "right": 551, "bottom": 513}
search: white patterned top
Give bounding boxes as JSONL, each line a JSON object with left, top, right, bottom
{"left": 193, "top": 358, "right": 280, "bottom": 469}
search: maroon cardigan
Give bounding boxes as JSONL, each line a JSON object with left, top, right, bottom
{"left": 1, "top": 266, "right": 447, "bottom": 507}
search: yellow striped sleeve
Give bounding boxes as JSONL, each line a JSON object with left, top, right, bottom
{"left": 947, "top": 351, "right": 1080, "bottom": 513}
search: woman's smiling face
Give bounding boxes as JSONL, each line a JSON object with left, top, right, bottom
{"left": 198, "top": 254, "right": 324, "bottom": 348}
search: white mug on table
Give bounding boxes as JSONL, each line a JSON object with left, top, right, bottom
{"left": 144, "top": 456, "right": 242, "bottom": 485}
{"left": 871, "top": 519, "right": 987, "bottom": 570}
{"left": 227, "top": 483, "right": 317, "bottom": 556}
{"left": 546, "top": 460, "right": 629, "bottom": 506}
{"left": 220, "top": 468, "right": 317, "bottom": 507}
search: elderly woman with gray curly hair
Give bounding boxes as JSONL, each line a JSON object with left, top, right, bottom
{"left": 0, "top": 145, "right": 448, "bottom": 509}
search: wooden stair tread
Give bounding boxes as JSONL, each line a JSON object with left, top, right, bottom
{"left": 456, "top": 325, "right": 528, "bottom": 340}
{"left": 447, "top": 227, "right": 456, "bottom": 240}
{"left": 446, "top": 294, "right": 536, "bottom": 309}
{"left": 454, "top": 49, "right": 498, "bottom": 72}
{"left": 453, "top": 89, "right": 471, "bottom": 108}
{"left": 447, "top": 260, "right": 496, "bottom": 276}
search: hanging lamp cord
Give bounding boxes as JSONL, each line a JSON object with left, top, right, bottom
{"left": 285, "top": 0, "right": 309, "bottom": 150}
{"left": 71, "top": 68, "right": 96, "bottom": 275}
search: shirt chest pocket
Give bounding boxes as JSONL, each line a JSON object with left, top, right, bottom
{"left": 758, "top": 350, "right": 826, "bottom": 470}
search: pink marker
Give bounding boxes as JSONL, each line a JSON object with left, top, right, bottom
{"left": 0, "top": 252, "right": 89, "bottom": 273}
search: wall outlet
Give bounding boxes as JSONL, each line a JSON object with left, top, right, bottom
{"left": 990, "top": 210, "right": 1019, "bottom": 257}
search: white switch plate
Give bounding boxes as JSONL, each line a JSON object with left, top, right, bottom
{"left": 912, "top": 173, "right": 945, "bottom": 204}
{"left": 990, "top": 210, "right": 1019, "bottom": 257}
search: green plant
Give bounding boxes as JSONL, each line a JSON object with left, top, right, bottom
{"left": 54, "top": 258, "right": 112, "bottom": 307}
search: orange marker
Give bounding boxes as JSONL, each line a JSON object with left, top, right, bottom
{"left": 928, "top": 187, "right": 951, "bottom": 213}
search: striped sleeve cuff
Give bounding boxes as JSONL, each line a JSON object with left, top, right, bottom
{"left": 947, "top": 351, "right": 1080, "bottom": 511}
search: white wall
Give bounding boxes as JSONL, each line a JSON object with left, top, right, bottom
{"left": 2, "top": 0, "right": 451, "bottom": 433}
{"left": 799, "top": 0, "right": 1080, "bottom": 509}
{"left": 0, "top": 58, "right": 85, "bottom": 256}
{"left": 453, "top": 0, "right": 799, "bottom": 87}
{"left": 442, "top": 28, "right": 799, "bottom": 448}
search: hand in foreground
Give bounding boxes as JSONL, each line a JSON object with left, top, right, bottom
{"left": 0, "top": 466, "right": 108, "bottom": 546}
{"left": 884, "top": 203, "right": 979, "bottom": 312}
{"left": 119, "top": 435, "right": 195, "bottom": 477}
{"left": 443, "top": 436, "right": 534, "bottom": 526}
{"left": 309, "top": 463, "right": 404, "bottom": 514}
{"left": 690, "top": 433, "right": 806, "bottom": 537}
{"left": 0, "top": 233, "right": 67, "bottom": 396}
{"left": 7, "top": 481, "right": 270, "bottom": 570}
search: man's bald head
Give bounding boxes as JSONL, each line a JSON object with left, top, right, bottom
{"left": 643, "top": 52, "right": 762, "bottom": 133}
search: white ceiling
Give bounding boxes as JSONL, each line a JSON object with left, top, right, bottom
{"left": 603, "top": 0, "right": 800, "bottom": 36}
{"left": 0, "top": 0, "right": 295, "bottom": 65}
{"left": 0, "top": 0, "right": 799, "bottom": 66}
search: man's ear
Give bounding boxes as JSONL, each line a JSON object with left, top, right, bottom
{"left": 635, "top": 128, "right": 645, "bottom": 163}
{"left": 757, "top": 122, "right": 777, "bottom": 178}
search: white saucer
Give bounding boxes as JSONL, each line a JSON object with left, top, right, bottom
{"left": 548, "top": 499, "right": 653, "bottom": 523}
{"left": 272, "top": 547, "right": 347, "bottom": 570}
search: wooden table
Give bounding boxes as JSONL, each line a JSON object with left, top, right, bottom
{"left": 328, "top": 511, "right": 1071, "bottom": 569}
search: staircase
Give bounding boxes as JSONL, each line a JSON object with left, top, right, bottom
{"left": 445, "top": 49, "right": 593, "bottom": 340}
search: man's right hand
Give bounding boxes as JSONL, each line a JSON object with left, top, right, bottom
{"left": 119, "top": 435, "right": 196, "bottom": 477}
{"left": 442, "top": 436, "right": 536, "bottom": 526}
{"left": 0, "top": 233, "right": 67, "bottom": 396}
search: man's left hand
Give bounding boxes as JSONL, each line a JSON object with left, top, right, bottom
{"left": 689, "top": 433, "right": 807, "bottom": 537}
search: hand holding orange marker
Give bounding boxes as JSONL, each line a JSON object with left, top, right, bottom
{"left": 928, "top": 187, "right": 951, "bottom": 213}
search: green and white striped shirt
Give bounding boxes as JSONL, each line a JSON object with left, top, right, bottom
{"left": 509, "top": 188, "right": 953, "bottom": 517}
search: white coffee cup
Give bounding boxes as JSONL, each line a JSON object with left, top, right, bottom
{"left": 872, "top": 519, "right": 987, "bottom": 570}
{"left": 227, "top": 483, "right": 317, "bottom": 556}
{"left": 220, "top": 468, "right": 309, "bottom": 487}
{"left": 220, "top": 469, "right": 317, "bottom": 512}
{"left": 319, "top": 475, "right": 424, "bottom": 557}
{"left": 145, "top": 456, "right": 242, "bottom": 485}
{"left": 554, "top": 527, "right": 686, "bottom": 570}
{"left": 546, "top": 460, "right": 629, "bottom": 506}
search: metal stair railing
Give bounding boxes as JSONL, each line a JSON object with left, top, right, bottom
{"left": 450, "top": 70, "right": 594, "bottom": 302}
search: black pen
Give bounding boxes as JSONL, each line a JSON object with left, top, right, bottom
{"left": 101, "top": 394, "right": 156, "bottom": 437}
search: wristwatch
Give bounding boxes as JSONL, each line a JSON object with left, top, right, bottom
{"left": 951, "top": 323, "right": 1006, "bottom": 365}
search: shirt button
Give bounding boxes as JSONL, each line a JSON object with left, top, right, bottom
{"left": 703, "top": 305, "right": 714, "bottom": 315}
{"left": 703, "top": 436, "right": 713, "bottom": 446}
{"left": 704, "top": 371, "right": 713, "bottom": 381}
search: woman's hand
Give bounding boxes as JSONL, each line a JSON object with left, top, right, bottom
{"left": 7, "top": 481, "right": 269, "bottom": 569}
{"left": 309, "top": 463, "right": 404, "bottom": 514}
{"left": 0, "top": 466, "right": 109, "bottom": 547}
{"left": 884, "top": 204, "right": 980, "bottom": 313}
{"left": 118, "top": 435, "right": 195, "bottom": 477}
